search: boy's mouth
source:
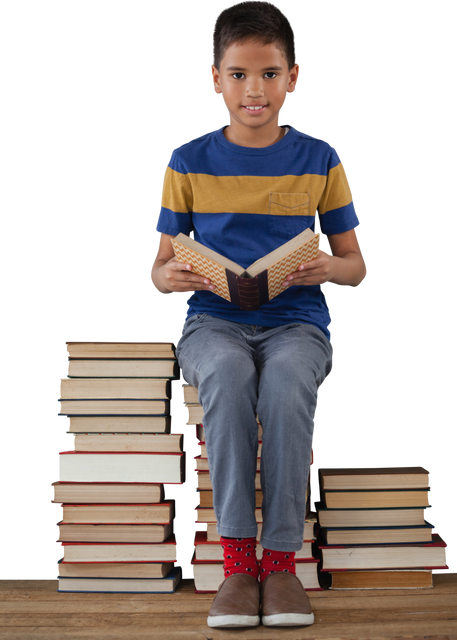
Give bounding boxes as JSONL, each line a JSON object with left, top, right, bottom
{"left": 242, "top": 104, "right": 268, "bottom": 113}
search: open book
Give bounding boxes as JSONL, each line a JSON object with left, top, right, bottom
{"left": 171, "top": 228, "right": 319, "bottom": 311}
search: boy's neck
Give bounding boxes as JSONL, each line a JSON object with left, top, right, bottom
{"left": 223, "top": 125, "right": 286, "bottom": 149}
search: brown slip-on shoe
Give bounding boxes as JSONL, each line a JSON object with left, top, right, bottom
{"left": 207, "top": 573, "right": 260, "bottom": 628}
{"left": 261, "top": 572, "right": 314, "bottom": 626}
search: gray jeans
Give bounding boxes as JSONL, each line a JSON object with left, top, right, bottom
{"left": 176, "top": 314, "right": 333, "bottom": 552}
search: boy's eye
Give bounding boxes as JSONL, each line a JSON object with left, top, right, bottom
{"left": 264, "top": 72, "right": 277, "bottom": 79}
{"left": 232, "top": 71, "right": 276, "bottom": 80}
{"left": 232, "top": 72, "right": 245, "bottom": 79}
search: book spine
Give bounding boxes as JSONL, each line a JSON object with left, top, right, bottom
{"left": 237, "top": 276, "right": 260, "bottom": 310}
{"left": 226, "top": 271, "right": 269, "bottom": 311}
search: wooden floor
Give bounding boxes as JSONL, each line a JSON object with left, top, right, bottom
{"left": 1, "top": 574, "right": 456, "bottom": 639}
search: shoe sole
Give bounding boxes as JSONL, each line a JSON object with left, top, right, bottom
{"left": 262, "top": 612, "right": 314, "bottom": 626}
{"left": 207, "top": 614, "right": 260, "bottom": 628}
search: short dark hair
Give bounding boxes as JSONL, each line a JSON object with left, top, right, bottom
{"left": 213, "top": 2, "right": 295, "bottom": 70}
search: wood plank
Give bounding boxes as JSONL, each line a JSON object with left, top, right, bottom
{"left": 0, "top": 577, "right": 456, "bottom": 640}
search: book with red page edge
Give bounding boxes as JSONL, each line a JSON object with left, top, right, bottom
{"left": 60, "top": 499, "right": 175, "bottom": 524}
{"left": 48, "top": 478, "right": 167, "bottom": 507}
{"left": 61, "top": 534, "right": 177, "bottom": 563}
{"left": 56, "top": 448, "right": 189, "bottom": 487}
{"left": 53, "top": 515, "right": 178, "bottom": 544}
{"left": 57, "top": 566, "right": 182, "bottom": 594}
{"left": 319, "top": 533, "right": 447, "bottom": 550}
{"left": 318, "top": 533, "right": 448, "bottom": 571}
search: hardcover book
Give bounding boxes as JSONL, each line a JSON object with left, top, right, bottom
{"left": 57, "top": 565, "right": 182, "bottom": 593}
{"left": 66, "top": 342, "right": 176, "bottom": 358}
{"left": 52, "top": 482, "right": 165, "bottom": 504}
{"left": 171, "top": 228, "right": 319, "bottom": 311}
{"left": 61, "top": 535, "right": 177, "bottom": 562}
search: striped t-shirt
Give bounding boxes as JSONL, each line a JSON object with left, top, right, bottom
{"left": 157, "top": 126, "right": 359, "bottom": 339}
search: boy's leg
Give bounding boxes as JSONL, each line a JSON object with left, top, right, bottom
{"left": 177, "top": 317, "right": 332, "bottom": 547}
{"left": 255, "top": 323, "right": 333, "bottom": 552}
{"left": 176, "top": 314, "right": 260, "bottom": 538}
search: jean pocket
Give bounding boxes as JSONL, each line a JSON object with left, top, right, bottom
{"left": 268, "top": 192, "right": 313, "bottom": 239}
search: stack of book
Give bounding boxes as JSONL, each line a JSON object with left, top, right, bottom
{"left": 316, "top": 467, "right": 449, "bottom": 590}
{"left": 183, "top": 384, "right": 321, "bottom": 592}
{"left": 53, "top": 342, "right": 184, "bottom": 594}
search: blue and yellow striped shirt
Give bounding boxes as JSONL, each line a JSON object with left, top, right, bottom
{"left": 157, "top": 126, "right": 359, "bottom": 339}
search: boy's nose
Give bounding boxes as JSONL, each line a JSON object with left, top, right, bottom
{"left": 246, "top": 87, "right": 265, "bottom": 100}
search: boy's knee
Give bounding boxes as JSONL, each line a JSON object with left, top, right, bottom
{"left": 204, "top": 351, "right": 252, "bottom": 380}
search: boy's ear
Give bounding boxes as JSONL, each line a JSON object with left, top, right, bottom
{"left": 288, "top": 61, "right": 303, "bottom": 96}
{"left": 208, "top": 62, "right": 222, "bottom": 96}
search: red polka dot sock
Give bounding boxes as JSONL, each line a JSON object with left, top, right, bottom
{"left": 220, "top": 536, "right": 259, "bottom": 580}
{"left": 259, "top": 547, "right": 296, "bottom": 582}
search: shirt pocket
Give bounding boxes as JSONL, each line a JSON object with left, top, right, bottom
{"left": 268, "top": 192, "right": 312, "bottom": 239}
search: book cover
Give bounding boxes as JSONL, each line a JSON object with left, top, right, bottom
{"left": 66, "top": 342, "right": 176, "bottom": 358}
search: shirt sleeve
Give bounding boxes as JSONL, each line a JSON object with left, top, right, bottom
{"left": 156, "top": 151, "right": 194, "bottom": 236}
{"left": 317, "top": 148, "right": 359, "bottom": 236}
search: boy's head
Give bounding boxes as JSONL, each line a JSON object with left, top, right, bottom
{"left": 212, "top": 2, "right": 298, "bottom": 145}
{"left": 210, "top": 0, "right": 298, "bottom": 71}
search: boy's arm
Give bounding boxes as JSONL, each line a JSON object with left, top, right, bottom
{"left": 283, "top": 228, "right": 366, "bottom": 288}
{"left": 327, "top": 229, "right": 366, "bottom": 286}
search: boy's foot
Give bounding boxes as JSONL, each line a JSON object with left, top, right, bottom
{"left": 261, "top": 572, "right": 314, "bottom": 626}
{"left": 207, "top": 573, "right": 260, "bottom": 628}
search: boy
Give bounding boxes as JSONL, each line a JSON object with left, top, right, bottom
{"left": 152, "top": 1, "right": 365, "bottom": 629}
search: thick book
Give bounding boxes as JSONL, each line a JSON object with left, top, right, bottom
{"left": 56, "top": 398, "right": 172, "bottom": 418}
{"left": 58, "top": 558, "right": 174, "bottom": 578}
{"left": 205, "top": 515, "right": 316, "bottom": 542}
{"left": 319, "top": 534, "right": 448, "bottom": 571}
{"left": 74, "top": 433, "right": 183, "bottom": 453}
{"left": 326, "top": 569, "right": 433, "bottom": 590}
{"left": 57, "top": 522, "right": 173, "bottom": 543}
{"left": 60, "top": 378, "right": 171, "bottom": 400}
{"left": 52, "top": 482, "right": 165, "bottom": 504}
{"left": 60, "top": 500, "right": 175, "bottom": 524}
{"left": 59, "top": 451, "right": 185, "bottom": 484}
{"left": 61, "top": 535, "right": 177, "bottom": 562}
{"left": 67, "top": 359, "right": 180, "bottom": 379}
{"left": 315, "top": 508, "right": 427, "bottom": 529}
{"left": 57, "top": 566, "right": 182, "bottom": 593}
{"left": 321, "top": 489, "right": 430, "bottom": 509}
{"left": 318, "top": 522, "right": 434, "bottom": 545}
{"left": 56, "top": 418, "right": 174, "bottom": 436}
{"left": 63, "top": 338, "right": 175, "bottom": 360}
{"left": 316, "top": 464, "right": 432, "bottom": 491}
{"left": 171, "top": 228, "right": 319, "bottom": 311}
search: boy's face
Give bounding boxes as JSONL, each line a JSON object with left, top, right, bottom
{"left": 212, "top": 38, "right": 298, "bottom": 140}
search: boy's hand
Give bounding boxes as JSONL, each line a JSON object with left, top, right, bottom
{"left": 282, "top": 251, "right": 334, "bottom": 288}
{"left": 159, "top": 256, "right": 216, "bottom": 293}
